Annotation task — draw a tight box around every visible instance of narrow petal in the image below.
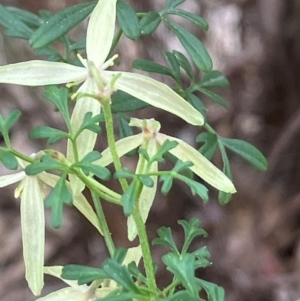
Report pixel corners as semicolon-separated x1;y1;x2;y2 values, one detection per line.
35;287;87;301
44;266;88;290
0;61;87;86
95;133;143;167
21;176;45;296
157;133;236;193
0;171;25;187
123;245;143;266
39;173;102;234
128;138;158;241
67;78;101;195
87;0;117;67
73;193;103;235
102;71;204;126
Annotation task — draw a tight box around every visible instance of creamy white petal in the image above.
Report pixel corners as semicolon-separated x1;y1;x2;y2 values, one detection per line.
156;133;236;193
123;245;143;266
73;193;103;235
67;78;101;195
21;176;45;296
95;134;143;167
44;266;88;290
87;0;117;68
35;287;87;301
0;61;87;86
0;171;25;187
102;71;204;126
128;138;158;241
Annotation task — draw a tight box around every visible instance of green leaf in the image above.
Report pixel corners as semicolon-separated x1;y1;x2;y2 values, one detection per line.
132;59;174;77
79;163;111;181
217;143;232;205
138;175;154;187
6;6;43;28
116;1;140;40
25;155;63;175
197;87;227;107
152;226;179;254
180;178;208;202
102;258;141;294
81;151;102;163
114;168;135;179
118;115;134;139
162;253;199;297
97;292;142;301
5;109;21;131
36;47;62;62
30;126;68;144
160;174;174;195
0;151;18;170
185;93;207;119
151;139;178;164
193;247;211;269
178;218;207;254
113;248;128;264
138;149;150;162
164;51;181;81
30;2;97;48
62;264;106;285
165;9;209;30
197;132;218;160
199;70;229;88
140;11;161;35
69;37;86;51
219;138;268;171
196;279;225;301
111;90;149;113
166;20;212;72
173;50;194;79
158;290;203;301
165;0;186;10
45;176;72;228
0;4;33;39
127;262;147;284
77;112;102;135
43;85;70;123
173;160;194;173
121;179;139;216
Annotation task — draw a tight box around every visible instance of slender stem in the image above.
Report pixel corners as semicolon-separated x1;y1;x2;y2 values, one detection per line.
162;279;180;296
10;149;34;163
101;100;157;292
74;171;121;205
132;208;157;292
91;191;115;257
101;99;128;190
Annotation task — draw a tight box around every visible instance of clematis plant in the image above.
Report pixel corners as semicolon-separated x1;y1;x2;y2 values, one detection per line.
0;0;203;196
0;0;268;300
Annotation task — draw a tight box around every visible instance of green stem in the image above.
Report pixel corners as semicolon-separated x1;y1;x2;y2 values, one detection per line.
74;171;121;205
9;149;34;163
91;191;115;257
132;208;157;292
101;100;157;292
101;99;128;190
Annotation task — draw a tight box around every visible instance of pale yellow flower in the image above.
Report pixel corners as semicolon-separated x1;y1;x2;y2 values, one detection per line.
0;0;204;195
0;155;101;296
0;156;46;295
95;118;236;240
36;246;142;301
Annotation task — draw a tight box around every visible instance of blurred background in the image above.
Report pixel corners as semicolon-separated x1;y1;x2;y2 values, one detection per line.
1;0;300;300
